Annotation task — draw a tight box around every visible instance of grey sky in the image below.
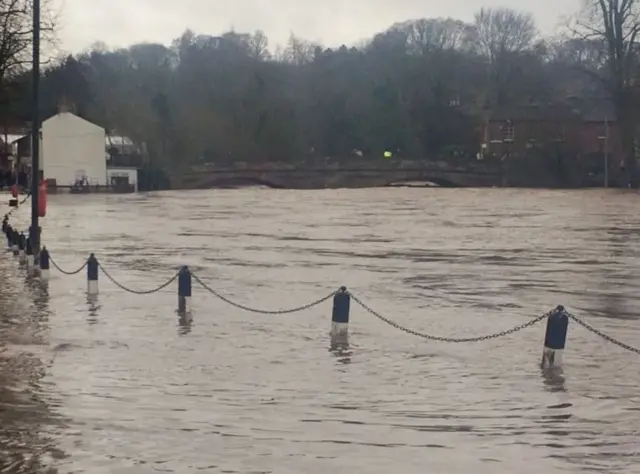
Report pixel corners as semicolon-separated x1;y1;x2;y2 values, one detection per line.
53;0;581;53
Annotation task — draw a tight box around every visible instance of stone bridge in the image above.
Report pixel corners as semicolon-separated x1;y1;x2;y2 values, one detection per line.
173;160;503;189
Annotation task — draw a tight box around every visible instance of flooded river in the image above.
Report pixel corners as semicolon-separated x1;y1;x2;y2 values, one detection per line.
1;188;640;473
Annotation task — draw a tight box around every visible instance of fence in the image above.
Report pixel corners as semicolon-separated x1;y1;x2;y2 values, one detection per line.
3;202;640;371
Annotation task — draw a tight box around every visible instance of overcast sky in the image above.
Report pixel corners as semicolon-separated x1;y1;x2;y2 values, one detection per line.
52;0;581;53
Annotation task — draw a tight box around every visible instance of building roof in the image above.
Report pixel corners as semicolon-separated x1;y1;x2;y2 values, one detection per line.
106;135;135;146
490;104;580;122
569;98;617;122
489;98;617;123
43;111;104;131
107;165;139;170
6;134;25;144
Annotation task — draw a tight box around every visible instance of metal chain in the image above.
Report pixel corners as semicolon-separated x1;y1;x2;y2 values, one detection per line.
98;263;179;294
193;273;338;314
3;193;31;219
49;255;87;275
567;312;640;355
349;291;551;342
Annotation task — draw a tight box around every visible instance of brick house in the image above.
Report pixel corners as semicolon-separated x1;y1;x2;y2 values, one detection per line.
482;100;621;171
0;120;30;168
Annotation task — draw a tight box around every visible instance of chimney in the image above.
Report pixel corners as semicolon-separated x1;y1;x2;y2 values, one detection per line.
57;96;73;114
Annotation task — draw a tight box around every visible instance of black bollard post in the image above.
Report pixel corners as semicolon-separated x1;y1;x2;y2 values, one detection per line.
87;253;99;295
25;236;34;271
11;229;19;255
4;224;11;251
18;232;26;263
28;225;42;258
178;266;192;313
541;305;569;369
39;246;50;280
331;286;350;337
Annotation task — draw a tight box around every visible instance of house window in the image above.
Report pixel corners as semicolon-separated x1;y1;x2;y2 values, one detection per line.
110;175;130;187
503;121;514;142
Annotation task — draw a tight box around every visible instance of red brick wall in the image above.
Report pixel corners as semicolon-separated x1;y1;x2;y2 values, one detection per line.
578;122;623;165
484;120;579;156
483;119;622;163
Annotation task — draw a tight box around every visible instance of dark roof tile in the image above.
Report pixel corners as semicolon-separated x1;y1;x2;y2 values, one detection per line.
490;104;579;122
489;98;617;123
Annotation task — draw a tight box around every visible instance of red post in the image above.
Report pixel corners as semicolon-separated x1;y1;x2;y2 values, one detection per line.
37;179;47;217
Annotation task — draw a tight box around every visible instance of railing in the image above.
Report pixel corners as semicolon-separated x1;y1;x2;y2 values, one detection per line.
3;205;640;371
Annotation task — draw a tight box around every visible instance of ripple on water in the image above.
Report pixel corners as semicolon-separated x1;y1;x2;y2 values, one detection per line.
1;188;640;473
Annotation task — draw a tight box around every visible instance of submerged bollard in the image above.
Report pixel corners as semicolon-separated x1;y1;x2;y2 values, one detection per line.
178;266;192;313
11;229;19;255
541;305;569;369
18;233;26;263
4;224;11;250
331;286;350;337
39;247;50;280
87;254;99;295
2;218;8;248
25;237;34;270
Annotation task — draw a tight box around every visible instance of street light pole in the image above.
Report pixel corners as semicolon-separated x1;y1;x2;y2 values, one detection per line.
30;0;40;254
604;117;609;188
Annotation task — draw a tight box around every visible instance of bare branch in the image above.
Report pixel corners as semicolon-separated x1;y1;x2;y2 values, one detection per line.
0;0;58;81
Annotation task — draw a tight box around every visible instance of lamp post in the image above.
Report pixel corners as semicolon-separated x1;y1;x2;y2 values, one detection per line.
598;117;609;188
604;118;609;188
30;0;40;254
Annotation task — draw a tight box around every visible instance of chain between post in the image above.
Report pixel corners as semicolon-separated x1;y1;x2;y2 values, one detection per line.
49;255;87;275
3;193;31;219
193;273;338;314
99;263;179;294
566;312;640;354
349;291;550;342
4;233;640;354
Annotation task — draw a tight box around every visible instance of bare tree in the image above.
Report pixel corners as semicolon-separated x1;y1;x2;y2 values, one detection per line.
544;37;608;98
387;18;470;55
0;0;56;81
570;0;640;186
548;37;607;68
280;34;317;65
247;30;270;60
473;8;537;58
471;7;538;105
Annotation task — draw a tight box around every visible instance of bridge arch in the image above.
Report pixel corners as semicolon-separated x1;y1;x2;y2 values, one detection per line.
386;176;460;188
196;176;285;189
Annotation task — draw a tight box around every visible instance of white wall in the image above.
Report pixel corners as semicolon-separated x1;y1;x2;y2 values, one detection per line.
107;168;138;192
42;112;106;186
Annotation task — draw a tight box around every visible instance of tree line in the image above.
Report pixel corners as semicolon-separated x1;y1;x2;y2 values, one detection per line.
1;0;639;184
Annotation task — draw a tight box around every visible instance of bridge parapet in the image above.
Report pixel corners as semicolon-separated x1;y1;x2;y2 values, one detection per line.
189;159;499;173
174;160;503;189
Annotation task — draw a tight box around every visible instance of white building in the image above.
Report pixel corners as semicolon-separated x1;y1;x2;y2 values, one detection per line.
40;112;106;186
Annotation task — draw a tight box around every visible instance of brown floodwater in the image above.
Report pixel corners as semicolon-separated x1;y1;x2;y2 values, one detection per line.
1;187;640;473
